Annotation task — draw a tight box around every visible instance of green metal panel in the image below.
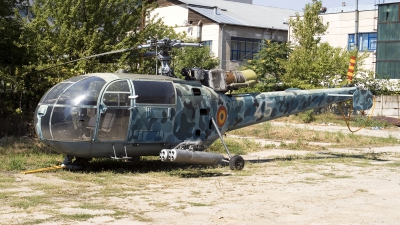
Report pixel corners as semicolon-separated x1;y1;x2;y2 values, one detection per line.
378;4;399;22
377;22;400;41
376;3;400;79
376;61;400;79
377;42;400;61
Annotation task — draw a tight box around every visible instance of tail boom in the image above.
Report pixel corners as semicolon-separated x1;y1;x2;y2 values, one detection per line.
226;87;373;131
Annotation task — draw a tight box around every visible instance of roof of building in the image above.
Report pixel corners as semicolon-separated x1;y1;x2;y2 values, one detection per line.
177;0;299;30
325;4;377;14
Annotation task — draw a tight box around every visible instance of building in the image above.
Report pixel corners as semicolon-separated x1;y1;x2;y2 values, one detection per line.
223;0;253;4
376;2;400;79
297;4;379;74
151;0;298;70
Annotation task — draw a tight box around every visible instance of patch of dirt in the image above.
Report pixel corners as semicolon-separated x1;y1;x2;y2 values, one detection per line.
1;124;400;224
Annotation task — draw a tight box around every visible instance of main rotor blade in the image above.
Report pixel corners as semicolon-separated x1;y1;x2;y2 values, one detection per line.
36;47;136;72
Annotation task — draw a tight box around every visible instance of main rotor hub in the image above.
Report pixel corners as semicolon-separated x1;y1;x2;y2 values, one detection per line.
138;38;203;77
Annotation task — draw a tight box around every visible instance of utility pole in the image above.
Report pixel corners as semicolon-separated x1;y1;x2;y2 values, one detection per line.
355;0;359;48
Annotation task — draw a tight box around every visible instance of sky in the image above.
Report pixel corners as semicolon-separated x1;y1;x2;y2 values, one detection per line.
252;0;400;11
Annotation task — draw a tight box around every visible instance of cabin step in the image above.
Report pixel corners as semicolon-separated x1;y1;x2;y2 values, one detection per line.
110;145;132;160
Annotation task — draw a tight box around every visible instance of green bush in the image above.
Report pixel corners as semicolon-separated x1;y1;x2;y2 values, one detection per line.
300;110;315;123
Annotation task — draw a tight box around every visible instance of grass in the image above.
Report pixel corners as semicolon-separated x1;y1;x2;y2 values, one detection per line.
0;137;62;172
188;202;212;207
59;213;94;221
0;175;16;188
206;137;261;155
229;121;400;150
276;111;395;129
9;195;51;209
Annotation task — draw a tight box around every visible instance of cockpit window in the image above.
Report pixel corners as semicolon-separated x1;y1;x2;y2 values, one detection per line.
41;83;72;104
103;80;131;107
57;77;106;106
106;80;130;92
132;80;175;104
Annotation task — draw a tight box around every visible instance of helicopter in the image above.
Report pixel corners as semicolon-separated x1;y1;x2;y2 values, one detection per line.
33;38;374;171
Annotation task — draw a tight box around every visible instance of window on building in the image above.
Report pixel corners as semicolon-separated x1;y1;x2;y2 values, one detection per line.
203;40;212;48
230;37;261;61
202;40;212;54
348;33;377;51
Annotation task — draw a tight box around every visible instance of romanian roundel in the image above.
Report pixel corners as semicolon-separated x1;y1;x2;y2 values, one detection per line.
216;105;227;127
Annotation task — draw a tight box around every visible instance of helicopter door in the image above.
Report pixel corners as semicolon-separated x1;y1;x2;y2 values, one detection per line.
97;80;131;141
128;80;176;143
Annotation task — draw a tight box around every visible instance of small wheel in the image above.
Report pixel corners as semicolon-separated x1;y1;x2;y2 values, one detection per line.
72;158;90;169
229;155;245;170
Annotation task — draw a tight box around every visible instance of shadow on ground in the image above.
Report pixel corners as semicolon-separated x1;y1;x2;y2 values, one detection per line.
79;158;231;178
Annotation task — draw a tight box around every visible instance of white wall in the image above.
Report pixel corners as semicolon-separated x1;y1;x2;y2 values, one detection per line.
173;24;220;56
151;4;189;27
321;10;377;72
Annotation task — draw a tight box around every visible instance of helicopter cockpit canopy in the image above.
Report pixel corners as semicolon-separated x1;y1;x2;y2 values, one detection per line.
36;75;108;141
39;76;106;106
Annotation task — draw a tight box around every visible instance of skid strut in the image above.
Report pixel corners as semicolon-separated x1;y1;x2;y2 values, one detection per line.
210;117;232;159
210;117;245;170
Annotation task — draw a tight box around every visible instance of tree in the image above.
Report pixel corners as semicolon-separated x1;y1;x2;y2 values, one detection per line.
0;0;31;76
0;0;36;118
172;38;219;78
1;0;182;119
281;0;369;89
29;0;153;74
241;40;291;92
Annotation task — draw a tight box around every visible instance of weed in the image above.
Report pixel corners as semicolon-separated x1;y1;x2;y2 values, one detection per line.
188;202;211;207
191;191;201;195
59;213;94;221
264;143;276;149
207;137;260;155
132;212;153;222
321;172;352;179
150;202;170;208
386;161;400;167
79;202;109;211
299;110;315;123
10;195;50;209
0;175;15;188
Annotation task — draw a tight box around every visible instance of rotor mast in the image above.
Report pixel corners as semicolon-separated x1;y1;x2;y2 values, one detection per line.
137;38;203;77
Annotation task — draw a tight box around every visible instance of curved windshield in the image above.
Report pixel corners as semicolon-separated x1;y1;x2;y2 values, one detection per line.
39;76;90;104
40;83;72;104
57;76;106;106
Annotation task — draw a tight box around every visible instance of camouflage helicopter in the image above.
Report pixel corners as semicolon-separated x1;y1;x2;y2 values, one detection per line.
33;38;374;171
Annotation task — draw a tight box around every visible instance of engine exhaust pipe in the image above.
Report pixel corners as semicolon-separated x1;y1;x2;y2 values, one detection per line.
160;149;225;165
